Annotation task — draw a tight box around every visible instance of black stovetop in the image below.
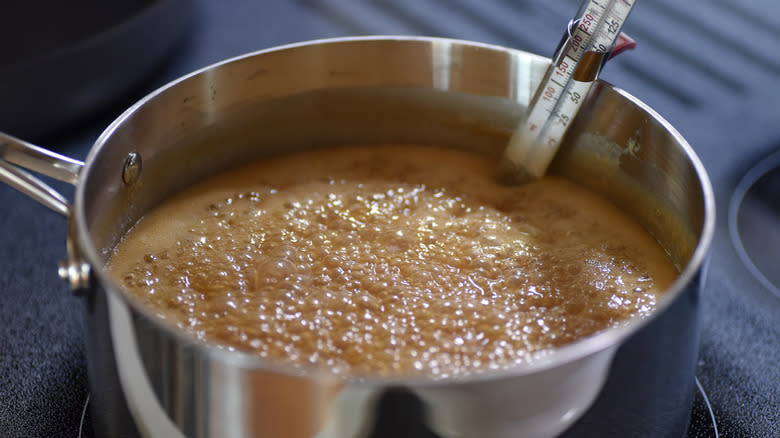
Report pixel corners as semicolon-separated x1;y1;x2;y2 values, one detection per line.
1;1;778;437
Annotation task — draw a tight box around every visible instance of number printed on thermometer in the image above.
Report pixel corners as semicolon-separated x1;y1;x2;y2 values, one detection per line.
505;0;636;179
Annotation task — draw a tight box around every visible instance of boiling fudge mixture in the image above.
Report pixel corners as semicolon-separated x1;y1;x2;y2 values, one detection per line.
108;145;676;376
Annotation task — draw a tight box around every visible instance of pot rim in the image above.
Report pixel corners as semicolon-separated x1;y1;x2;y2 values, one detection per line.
74;35;716;385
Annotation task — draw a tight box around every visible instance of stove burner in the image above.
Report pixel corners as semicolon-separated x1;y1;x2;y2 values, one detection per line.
78;394;90;438
729;149;780;298
687;377;720;438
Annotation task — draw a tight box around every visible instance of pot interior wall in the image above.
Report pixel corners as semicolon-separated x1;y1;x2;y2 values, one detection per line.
83;86;702;273
78;40;705;280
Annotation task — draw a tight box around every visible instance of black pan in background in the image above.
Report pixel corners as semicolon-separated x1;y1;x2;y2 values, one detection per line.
0;0;194;141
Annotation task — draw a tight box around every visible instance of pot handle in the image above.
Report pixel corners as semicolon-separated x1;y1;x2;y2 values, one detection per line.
0;132;84;216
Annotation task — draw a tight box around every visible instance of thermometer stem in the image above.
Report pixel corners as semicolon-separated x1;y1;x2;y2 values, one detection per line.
504;0;636;181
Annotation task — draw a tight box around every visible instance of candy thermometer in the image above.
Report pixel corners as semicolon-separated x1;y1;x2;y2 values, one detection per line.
504;0;637;182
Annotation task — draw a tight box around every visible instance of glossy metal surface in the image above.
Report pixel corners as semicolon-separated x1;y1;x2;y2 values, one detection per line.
1;37;715;437
0;132;82;215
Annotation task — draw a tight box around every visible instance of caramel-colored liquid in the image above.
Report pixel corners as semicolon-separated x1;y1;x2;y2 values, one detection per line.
108;145;676;377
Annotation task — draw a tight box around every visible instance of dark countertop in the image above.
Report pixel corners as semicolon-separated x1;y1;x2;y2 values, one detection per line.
1;1;778;437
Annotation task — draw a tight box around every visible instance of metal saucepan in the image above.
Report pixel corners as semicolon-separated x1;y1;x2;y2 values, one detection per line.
0;37;714;438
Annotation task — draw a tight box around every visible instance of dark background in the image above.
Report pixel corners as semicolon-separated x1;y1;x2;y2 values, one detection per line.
1;0;778;437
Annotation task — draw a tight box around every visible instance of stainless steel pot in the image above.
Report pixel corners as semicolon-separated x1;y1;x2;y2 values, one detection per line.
0;37;714;438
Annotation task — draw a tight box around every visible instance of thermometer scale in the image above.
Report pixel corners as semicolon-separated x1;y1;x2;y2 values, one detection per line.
505;0;637;181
